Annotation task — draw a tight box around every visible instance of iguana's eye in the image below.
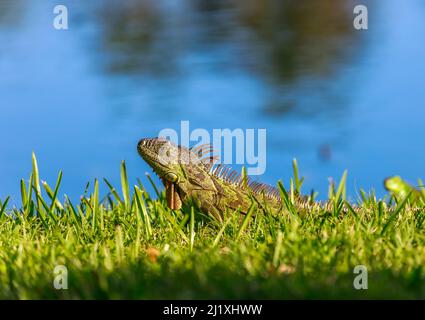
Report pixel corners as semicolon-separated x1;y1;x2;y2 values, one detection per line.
164;172;178;182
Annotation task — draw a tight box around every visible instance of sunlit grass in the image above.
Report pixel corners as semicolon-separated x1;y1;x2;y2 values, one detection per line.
0;154;424;299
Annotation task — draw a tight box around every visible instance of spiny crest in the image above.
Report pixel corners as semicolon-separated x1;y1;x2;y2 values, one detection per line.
189;143;280;200
249;180;281;200
189;143;219;167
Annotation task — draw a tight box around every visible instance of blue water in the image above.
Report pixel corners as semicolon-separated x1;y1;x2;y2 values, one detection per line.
1;0;424;204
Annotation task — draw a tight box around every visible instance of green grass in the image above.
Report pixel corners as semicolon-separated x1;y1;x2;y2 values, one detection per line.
0;154;424;299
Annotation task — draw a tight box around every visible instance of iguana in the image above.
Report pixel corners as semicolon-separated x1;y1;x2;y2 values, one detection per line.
137;137;284;221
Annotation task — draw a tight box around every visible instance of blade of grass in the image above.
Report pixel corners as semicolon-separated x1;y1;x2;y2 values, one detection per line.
381;191;412;235
103;178;124;207
236;204;255;239
333;171;348;216
145;173;160;198
344;200;358;221
190;206;195;251
65;195;82;226
120;161;130;210
25;174;34;216
92;179;99;231
20;179;28;211
0;196;10;219
33;185;55;224
292;158;304;193
290;178;295;203
45;171;63;212
134;186;152;239
32;152;43;215
212;212;234;248
277;181;299;221
241;166;248;188
335;170;348;203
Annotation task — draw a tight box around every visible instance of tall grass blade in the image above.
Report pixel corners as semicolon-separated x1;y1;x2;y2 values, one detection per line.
20;179;28;211
241;166;248;188
381;191;412;235
65;195;82;226
32;152;43;214
292;158;304;193
103;178;123;206
237;204;255;239
145;173;160;198
190;206;195;251
277;181;298;220
45;171;63;212
335;170;348;203
212;213;234;248
120;161;130;210
92;179;99;231
0;196;10;219
33;185;56;223
134;186;152;239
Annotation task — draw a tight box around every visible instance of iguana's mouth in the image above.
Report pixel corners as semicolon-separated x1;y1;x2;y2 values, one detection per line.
162;179;182;210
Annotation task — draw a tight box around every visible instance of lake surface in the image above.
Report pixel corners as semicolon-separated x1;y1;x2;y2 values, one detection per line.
1;0;424;203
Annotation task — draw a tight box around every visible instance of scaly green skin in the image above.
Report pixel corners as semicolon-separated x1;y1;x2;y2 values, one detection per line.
137;138;283;221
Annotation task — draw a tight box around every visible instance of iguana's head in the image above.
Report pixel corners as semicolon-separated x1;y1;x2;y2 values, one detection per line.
137;137;216;209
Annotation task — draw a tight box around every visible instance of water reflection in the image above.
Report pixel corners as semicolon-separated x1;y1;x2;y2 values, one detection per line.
234;0;358;80
0;0;25;29
97;1;171;75
93;0;363;118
